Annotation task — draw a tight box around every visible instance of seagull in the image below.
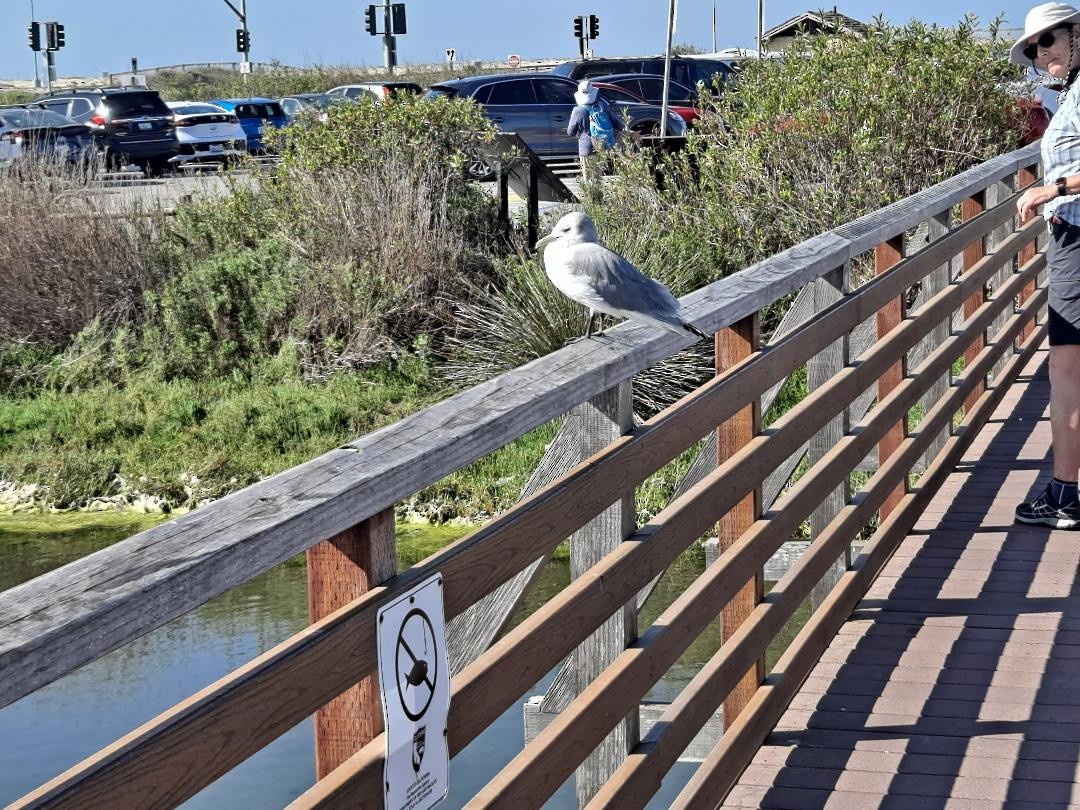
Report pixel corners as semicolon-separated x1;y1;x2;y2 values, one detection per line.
535;212;710;341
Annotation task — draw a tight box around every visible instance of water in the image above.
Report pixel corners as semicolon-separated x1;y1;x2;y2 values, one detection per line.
0;514;804;807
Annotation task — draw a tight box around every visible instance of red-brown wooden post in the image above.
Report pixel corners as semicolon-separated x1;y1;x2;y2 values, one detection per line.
307;508;397;779
1017;166;1040;343
876;236;906;519
715;313;762;726
961;191;987;413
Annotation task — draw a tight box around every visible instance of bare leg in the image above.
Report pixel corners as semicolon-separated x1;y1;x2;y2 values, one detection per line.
1050;344;1080;481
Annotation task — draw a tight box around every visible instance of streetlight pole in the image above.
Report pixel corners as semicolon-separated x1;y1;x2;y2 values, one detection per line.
660;0;676;137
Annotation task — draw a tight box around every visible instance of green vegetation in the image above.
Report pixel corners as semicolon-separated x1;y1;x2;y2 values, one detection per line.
0;20;1030;522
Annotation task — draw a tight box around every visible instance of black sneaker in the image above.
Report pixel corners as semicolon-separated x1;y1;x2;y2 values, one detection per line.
1015;485;1080;529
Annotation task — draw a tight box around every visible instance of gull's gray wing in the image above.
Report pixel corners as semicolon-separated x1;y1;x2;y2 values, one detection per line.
564;242;680;317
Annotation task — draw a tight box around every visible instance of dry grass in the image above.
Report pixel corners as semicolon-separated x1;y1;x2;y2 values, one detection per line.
0;159;161;347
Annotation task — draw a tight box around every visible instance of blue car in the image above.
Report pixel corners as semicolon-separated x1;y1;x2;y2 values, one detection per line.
207;97;286;153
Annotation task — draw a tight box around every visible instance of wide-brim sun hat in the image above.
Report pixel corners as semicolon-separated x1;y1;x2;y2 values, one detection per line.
1010;2;1080;64
574;80;598;105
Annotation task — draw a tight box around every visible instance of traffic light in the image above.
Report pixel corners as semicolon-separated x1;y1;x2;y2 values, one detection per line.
364;4;378;36
45;21;64;51
573;15;583;39
27;22;40;52
390;3;406;35
588;14;599;39
235;28;250;53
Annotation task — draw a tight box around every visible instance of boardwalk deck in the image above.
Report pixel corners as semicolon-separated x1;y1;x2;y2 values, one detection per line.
721;345;1080;809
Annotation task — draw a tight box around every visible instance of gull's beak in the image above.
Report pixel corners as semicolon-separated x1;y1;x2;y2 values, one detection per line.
535;233;556;250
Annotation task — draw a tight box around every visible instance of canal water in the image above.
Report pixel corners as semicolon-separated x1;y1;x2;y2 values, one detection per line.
0;514;804;808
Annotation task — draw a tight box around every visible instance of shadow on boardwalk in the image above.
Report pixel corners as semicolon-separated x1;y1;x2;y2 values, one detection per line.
723;350;1080;809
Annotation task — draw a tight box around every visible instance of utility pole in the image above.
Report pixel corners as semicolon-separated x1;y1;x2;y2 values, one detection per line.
660;0;676;136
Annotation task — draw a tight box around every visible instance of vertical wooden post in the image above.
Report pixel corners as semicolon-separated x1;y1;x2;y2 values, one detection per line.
876;236;906;520
1017;165;1039;344
961;191;986;413
569;381;637;807
715;313;762;726
527;160;540;249
497;168;510;229
307;508;397;780
920;210;954;471
808;266;851;612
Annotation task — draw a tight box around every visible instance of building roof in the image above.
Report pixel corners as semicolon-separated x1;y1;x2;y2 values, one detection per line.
763;9;870;41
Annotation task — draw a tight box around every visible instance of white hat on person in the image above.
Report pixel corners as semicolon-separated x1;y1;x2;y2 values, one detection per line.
574;80;598;105
1010;2;1080;63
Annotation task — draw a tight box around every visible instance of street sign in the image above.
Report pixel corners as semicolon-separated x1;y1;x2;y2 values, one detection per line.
378;573;450;810
507;54;521;69
445;48;456;62
238;61;252;74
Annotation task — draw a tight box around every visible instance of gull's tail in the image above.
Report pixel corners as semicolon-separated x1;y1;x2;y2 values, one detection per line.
683;321;711;341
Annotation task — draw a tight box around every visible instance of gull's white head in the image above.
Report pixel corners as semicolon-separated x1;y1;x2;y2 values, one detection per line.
535;211;599;250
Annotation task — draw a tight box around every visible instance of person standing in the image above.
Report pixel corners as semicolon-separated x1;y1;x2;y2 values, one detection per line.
1013;2;1080;527
567;80;624;172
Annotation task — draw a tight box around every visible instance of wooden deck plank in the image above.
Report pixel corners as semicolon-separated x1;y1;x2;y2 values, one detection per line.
721;347;1080;808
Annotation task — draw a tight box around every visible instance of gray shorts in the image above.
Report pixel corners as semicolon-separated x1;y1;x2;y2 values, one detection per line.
1048;217;1080;345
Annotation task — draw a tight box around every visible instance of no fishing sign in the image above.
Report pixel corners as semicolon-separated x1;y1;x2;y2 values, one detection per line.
377;573;450;810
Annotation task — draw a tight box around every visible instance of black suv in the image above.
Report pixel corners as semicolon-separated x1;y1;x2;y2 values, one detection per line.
30;87;178;173
551;56;735;94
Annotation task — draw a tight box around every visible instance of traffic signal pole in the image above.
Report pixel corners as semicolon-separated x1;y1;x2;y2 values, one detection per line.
222;0;250;80
29;0;40;88
383;2;394;73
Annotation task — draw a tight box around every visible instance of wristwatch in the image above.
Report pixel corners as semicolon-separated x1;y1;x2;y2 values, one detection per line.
1057;177;1069;197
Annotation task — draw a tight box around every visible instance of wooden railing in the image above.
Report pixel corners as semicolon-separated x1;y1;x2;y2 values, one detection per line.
0;141;1048;809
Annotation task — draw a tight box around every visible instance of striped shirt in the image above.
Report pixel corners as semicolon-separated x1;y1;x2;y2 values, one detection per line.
1043;83;1080;222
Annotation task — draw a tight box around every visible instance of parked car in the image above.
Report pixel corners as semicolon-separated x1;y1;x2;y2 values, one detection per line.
278;93;351;119
428;73;684;155
551;56;735;95
165;102;248;166
588;82;693;134
0;106;95;168
207;98;287;153
326;82;423;102
592;74;701;125
29;86;177;173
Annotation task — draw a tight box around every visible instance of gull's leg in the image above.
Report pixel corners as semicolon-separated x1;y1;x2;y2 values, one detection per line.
584;308;595;339
594;313;606;336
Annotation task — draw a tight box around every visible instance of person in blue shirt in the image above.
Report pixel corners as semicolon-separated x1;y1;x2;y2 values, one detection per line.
567;80;624;171
1013;2;1080;528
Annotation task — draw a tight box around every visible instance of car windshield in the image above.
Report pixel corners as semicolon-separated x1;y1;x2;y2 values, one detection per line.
596;86;642;104
298;95;334;109
0;108;74;127
107;92;171;117
173;104;228;115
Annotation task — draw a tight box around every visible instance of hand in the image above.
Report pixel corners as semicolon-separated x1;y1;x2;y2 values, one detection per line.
1017;185;1058;221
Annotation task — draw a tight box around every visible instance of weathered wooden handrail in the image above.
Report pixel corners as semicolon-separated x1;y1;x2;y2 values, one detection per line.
3;142;1047;809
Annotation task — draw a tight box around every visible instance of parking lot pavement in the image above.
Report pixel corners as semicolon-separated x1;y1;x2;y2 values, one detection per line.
75;170;258;216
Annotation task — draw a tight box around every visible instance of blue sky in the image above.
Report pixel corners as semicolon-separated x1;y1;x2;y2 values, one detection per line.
0;2;1034;80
